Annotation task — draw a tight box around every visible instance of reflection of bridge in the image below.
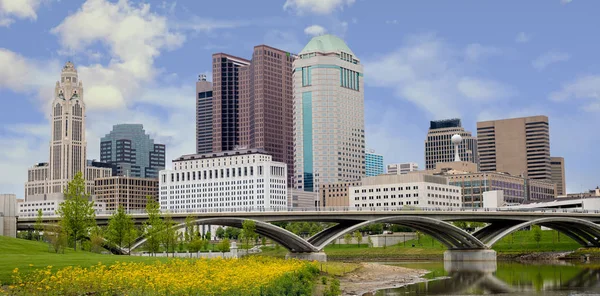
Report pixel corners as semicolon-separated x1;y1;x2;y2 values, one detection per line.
17;207;600;260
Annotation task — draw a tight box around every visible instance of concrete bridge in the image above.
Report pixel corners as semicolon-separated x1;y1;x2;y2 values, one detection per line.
17;207;600;261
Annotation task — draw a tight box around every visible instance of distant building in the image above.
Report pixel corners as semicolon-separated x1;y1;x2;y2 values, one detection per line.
94;176;159;212
366;151;384;176
196;74;213;154
563;187;600;198
159;149;287;211
17;200;107;217
425;119;478;170
477;115;551;181
100;124;166;179
551;156;566;196
387;163;419;175
319;180;362;208
287;189;319;208
294;34;365;192
349;174;462;209
0;194;17;237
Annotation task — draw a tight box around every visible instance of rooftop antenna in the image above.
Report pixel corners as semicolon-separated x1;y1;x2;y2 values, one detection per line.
451;134;463;162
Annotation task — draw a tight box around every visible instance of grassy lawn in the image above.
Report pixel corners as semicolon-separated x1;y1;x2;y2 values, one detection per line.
0;236;169;285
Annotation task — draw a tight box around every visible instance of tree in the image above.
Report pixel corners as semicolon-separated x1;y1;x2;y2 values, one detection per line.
204;231;212;241
216;227;225;239
344;233;352;245
89;226;104;253
416;231;423;245
56;172;97;251
162;212;178;256
124;226;138;255
453;221;468;230
367;236;373;248
34;209;44;241
143;197;164;256
224;227;241;239
46;223;67;253
242;220;258;249
216;238;230;255
184;215;195;243
106;205;134;250
354;231;363;248
532;225;542;247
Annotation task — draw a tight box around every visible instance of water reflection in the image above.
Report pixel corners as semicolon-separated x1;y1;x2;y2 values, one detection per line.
373;261;600;296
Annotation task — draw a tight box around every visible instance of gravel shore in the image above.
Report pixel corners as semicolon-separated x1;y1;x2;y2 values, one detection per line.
339;263;429;296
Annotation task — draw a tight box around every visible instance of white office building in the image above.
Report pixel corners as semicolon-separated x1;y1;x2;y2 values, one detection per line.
17;200;107;217
350;173;462;209
387;163;419;175
159;149;288;211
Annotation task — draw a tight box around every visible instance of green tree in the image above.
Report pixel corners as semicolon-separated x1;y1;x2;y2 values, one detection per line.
532;225;542;247
416;231;423;245
354;231;363;248
453;221;468;230
89;226;104;253
34;209;44;241
124;225;138;255
106;205;134;250
143;196;164;256
46;223;67;253
242;220;258;249
184;215;195;242
216;226;225;239
367;236;373;247
344;233;352;245
224;227;241;239
56;172;96;251
162;212;178;256
205;231;212;241
216;238;231;255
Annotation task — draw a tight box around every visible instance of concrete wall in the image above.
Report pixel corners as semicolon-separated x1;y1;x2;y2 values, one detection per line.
0;194;17;237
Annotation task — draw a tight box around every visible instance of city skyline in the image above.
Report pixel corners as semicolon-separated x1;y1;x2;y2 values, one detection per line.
1;0;599;198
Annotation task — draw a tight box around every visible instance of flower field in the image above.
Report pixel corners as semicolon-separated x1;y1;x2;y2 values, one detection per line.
6;257;319;295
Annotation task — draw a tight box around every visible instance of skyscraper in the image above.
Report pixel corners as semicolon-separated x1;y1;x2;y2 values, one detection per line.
477;115;551;181
387;162;419;175
196;74;213;154
425;119;478;170
293;34;365;192
239;45;296;186
365;150;384;176
25;62;112;202
212;53;251;152
551;156;566;195
100;124;165;179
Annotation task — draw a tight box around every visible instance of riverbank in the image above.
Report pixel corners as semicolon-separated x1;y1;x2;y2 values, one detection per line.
338;263;429;296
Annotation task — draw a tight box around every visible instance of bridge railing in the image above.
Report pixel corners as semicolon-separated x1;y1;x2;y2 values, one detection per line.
15;206;600;218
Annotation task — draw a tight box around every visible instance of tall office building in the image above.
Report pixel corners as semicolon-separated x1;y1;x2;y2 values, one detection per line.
387;162;419;175
551;156;566;196
25;62;112;202
365;150;384;176
100;124;166;179
212;53;251;152
239;45;296;186
293;34;365;192
425;119;478;170
477;115;551;181
196;74;213;154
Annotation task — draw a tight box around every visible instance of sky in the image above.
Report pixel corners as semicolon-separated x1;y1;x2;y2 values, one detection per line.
0;0;599;198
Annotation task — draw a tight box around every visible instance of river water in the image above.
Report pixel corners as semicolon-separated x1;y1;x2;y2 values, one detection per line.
373;261;600;296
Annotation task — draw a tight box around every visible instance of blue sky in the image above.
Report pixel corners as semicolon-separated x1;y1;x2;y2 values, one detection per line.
0;0;598;198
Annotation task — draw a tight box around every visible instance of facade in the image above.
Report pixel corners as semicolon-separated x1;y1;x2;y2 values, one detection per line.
0;194;17;237
100;124;165;179
94;176;159;212
159;149;287;211
365;151;384;177
387;162;419;175
24;62;112;202
293;34;365;192
287;189;319;208
319;180;362;208
551;156;566;196
196;74;214;154
349;174;462;209
477;115;551;181
425;119;478;170
212;53;251;152
17;200;107;217
239;45;296;186
564;187;600;198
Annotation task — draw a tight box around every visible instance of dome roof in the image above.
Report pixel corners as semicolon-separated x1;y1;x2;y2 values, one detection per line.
299;34;355;56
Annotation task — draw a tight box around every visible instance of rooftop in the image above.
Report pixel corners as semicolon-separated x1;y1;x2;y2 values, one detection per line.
299;34;355;56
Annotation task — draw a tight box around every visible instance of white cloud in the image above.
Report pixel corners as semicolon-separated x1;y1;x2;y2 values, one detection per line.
549;75;600;111
0;0;43;26
283;0;355;15
464;43;502;62
363;33;513;118
532;51;570;71
264;30;303;53
175;16;247;32
515;32;530;43
304;25;326;36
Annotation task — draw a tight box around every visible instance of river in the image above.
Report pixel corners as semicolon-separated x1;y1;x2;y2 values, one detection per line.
371;261;600;296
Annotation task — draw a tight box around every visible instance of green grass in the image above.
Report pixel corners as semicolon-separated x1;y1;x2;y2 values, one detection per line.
0;236;169;285
493;229;580;254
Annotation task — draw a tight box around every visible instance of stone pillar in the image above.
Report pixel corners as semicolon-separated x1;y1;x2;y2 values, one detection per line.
0;194;17;238
286;252;327;262
444;249;497;263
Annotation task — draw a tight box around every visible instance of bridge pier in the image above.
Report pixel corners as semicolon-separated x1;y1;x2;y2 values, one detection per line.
444;249;496;263
285;252;327;262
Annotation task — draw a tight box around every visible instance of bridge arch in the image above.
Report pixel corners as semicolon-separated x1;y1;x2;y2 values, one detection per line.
310;216;487;250
130;218;318;253
484;217;600;248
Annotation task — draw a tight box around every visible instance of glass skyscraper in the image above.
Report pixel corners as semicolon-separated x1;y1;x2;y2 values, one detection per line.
365;151;384;176
100;124;165;179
